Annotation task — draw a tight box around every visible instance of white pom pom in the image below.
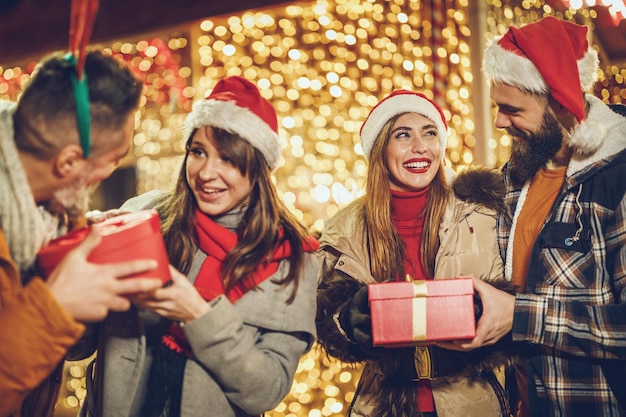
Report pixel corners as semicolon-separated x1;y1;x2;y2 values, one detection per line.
568;118;606;155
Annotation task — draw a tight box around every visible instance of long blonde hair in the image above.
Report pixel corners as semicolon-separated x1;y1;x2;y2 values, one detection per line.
359;113;450;281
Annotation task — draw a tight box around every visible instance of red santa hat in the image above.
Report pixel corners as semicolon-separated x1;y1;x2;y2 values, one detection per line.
183;76;281;169
483;16;601;153
359;90;448;159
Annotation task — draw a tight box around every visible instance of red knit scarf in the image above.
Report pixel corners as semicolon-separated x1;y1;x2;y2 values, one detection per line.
162;210;319;354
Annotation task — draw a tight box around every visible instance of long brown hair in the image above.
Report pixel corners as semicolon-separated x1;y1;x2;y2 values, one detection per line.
359;113;450;281
156;127;311;302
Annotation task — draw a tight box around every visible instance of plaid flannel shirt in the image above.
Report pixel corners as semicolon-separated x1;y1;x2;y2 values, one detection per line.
497;109;626;416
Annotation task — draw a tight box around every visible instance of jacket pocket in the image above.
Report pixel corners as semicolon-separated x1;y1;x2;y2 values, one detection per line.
540;221;591;253
538;222;595;288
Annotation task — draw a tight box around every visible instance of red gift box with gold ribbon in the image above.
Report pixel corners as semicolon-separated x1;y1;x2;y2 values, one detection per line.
368;278;476;347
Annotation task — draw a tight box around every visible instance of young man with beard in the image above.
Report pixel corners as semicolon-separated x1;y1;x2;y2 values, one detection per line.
0;50;163;417
439;16;626;417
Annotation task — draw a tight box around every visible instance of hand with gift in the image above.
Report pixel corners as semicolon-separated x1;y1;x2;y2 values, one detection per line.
437;276;515;351
131;265;211;323
46;228;163;322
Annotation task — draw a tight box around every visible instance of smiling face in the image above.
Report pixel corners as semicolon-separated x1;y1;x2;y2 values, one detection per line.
384;112;441;192
490;82;565;184
185;126;252;217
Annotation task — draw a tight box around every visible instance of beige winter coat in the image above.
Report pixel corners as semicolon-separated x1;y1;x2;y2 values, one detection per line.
316;168;516;417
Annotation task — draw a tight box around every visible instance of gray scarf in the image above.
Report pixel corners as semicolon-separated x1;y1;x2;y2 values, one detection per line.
0;100;60;276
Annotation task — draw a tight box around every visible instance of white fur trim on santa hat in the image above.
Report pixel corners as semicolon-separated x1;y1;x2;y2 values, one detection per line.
577;49;600;92
183;99;282;169
568;117;606;155
565;94;613;158
483;38;548;94
483;37;599;94
360;94;448;159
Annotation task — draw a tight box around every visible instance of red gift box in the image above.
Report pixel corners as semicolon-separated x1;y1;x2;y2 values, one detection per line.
37;210;171;284
368;278;476;347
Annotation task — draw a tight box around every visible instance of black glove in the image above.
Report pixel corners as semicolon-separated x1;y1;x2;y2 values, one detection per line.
474;293;483;321
338;285;373;347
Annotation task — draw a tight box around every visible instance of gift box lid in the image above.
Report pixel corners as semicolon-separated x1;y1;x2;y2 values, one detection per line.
368;278;474;302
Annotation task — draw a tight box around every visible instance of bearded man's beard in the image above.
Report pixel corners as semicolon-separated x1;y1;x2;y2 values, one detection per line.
49;178;98;218
508;111;564;185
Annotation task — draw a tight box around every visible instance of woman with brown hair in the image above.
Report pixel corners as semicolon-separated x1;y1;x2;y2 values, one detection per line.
74;76;320;417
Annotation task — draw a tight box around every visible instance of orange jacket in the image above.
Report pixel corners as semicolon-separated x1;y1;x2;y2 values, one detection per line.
0;228;84;417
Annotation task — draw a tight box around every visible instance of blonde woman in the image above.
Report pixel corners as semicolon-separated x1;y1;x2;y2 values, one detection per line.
316;90;517;417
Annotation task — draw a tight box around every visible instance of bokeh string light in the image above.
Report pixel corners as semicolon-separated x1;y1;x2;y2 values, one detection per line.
191;0;477;233
0;1;622;416
563;0;625;25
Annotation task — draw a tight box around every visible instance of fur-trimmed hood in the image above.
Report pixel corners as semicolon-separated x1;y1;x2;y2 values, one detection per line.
567;94;626;177
452;166;506;215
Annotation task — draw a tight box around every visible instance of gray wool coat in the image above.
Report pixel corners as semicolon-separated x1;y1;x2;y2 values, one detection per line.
72;192;320;417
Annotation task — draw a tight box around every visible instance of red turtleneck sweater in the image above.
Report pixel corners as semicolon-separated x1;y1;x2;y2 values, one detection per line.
390;188;434;412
